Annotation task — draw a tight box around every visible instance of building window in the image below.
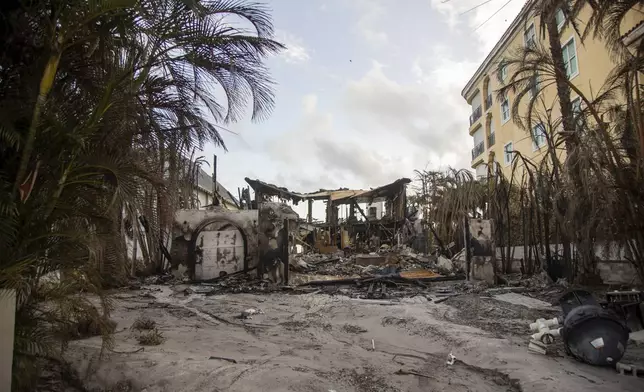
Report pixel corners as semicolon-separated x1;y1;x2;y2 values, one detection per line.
498;60;508;82
528;73;540;98
524;23;536;47
532;123;547;150
501;93;510;123
503;142;514;165
555;8;565;31
562;37;578;78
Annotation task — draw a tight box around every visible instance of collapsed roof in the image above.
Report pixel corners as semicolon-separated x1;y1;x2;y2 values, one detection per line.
244;177;411;205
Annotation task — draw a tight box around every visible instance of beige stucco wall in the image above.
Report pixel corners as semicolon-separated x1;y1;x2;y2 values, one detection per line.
0;289;16;391
466;4;643;180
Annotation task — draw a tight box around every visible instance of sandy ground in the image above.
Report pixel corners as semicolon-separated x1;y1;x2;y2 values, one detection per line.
66;285;644;392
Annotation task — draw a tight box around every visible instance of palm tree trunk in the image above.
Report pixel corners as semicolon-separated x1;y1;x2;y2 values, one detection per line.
546;15;597;282
545;17;576;150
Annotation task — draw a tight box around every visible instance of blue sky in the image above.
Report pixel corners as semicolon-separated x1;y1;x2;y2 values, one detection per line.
201;0;526;218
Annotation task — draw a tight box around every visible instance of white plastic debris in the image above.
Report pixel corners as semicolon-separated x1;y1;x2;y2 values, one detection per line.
446;352;455;365
371;339;375;351
241;308;263;319
590;337;605;349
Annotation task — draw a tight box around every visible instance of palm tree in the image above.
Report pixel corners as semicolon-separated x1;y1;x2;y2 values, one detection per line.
0;1;283;388
494;0;644;283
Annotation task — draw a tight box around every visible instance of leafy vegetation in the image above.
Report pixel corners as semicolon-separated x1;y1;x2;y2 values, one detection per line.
131;316;156;331
0;0;282;389
136;328;165;346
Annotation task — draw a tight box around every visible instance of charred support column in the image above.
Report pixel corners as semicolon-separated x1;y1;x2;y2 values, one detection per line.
464;216;472;280
307;199;313;223
212;154;220;206
257;193;264;279
282;218;289;285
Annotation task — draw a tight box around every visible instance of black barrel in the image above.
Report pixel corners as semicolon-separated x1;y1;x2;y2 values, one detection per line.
559;291;630;366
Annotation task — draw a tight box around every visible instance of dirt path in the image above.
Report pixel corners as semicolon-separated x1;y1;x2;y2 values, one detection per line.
67;286;643;392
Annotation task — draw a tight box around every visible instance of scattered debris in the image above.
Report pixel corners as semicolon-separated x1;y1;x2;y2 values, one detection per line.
240;308;263;319
616;362;643;377
394;368;437;380
528;317;561;355
446;352;455;365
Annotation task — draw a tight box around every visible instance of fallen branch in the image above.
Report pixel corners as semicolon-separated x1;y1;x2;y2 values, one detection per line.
108;347;144;354
395;368;437;380
209;356;238;363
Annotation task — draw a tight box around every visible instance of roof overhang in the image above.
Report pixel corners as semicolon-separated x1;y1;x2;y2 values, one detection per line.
461;0;535;100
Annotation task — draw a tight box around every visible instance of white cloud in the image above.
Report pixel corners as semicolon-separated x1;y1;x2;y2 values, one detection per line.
429;0;527;55
264;48;477;193
353;0;389;47
276;30;311;64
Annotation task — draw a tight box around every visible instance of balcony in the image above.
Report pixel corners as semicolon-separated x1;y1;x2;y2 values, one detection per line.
487;132;495;147
469;105;482;126
485;94;493;110
471;141;485;160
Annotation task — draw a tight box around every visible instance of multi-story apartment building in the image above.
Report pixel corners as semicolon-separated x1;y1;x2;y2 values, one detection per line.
462;1;643;179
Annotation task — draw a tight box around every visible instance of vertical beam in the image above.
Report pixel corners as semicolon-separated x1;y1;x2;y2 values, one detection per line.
325;197;331;224
464;216;472;281
307;199;313;223
282;219;289;285
212;154;219;206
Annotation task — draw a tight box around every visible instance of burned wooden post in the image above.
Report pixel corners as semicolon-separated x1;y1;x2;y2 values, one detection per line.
212;154;220;206
307;199;313;223
282;218;289;285
464;216;472;281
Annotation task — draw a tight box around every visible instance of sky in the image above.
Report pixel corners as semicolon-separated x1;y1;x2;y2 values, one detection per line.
201;0;526;219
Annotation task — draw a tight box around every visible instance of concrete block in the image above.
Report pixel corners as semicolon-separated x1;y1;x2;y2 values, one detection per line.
629;330;644;346
493;293;555;310
470;256;495;284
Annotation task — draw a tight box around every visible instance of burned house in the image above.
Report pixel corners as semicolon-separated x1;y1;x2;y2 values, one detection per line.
244;177;414;253
169;174;414;282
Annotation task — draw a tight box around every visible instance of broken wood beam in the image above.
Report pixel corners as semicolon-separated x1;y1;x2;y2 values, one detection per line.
298;274;465;287
353;200;370;223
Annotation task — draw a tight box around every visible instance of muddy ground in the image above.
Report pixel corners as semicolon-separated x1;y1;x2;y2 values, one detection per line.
66;284;644;392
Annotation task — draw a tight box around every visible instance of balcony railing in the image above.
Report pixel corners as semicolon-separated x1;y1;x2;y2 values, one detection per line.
485;94;493;110
469;105;482;126
471;141;485;160
487;132;495;147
